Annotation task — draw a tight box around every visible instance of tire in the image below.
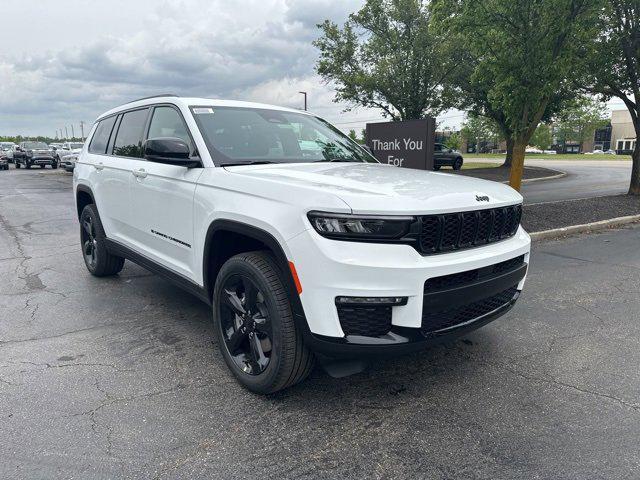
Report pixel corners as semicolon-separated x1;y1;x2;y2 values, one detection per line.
453;157;463;170
79;204;125;276
433;165;441;171
52;162;58;170
40;164;45;169
15;161;20;169
213;251;314;394
25;161;31;169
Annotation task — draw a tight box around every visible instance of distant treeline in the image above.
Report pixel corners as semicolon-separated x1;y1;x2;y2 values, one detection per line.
0;135;84;144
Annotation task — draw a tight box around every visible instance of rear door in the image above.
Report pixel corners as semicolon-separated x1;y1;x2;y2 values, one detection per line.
90;108;150;245
127;104;203;279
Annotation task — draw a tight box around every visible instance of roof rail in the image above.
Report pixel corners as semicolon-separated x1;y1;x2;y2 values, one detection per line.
125;93;179;104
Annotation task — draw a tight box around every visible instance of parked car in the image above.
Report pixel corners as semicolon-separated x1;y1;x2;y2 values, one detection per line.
54;142;84;162
15;141;58;169
542;149;557;155
6;144;26;164
0;151;8;170
433;143;464;170
604;149;617;155
74;95;530;394
60;152;78;172
525;147;543;154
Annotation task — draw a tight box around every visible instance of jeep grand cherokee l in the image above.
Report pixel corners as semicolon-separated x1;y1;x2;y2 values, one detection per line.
73;95;530;394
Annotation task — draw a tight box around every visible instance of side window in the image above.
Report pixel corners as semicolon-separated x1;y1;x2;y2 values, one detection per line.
112;109;149;158
88;116;117;154
147;106;193;153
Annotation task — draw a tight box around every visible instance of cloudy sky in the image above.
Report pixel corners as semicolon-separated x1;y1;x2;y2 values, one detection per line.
0;0;400;137
0;0;626;138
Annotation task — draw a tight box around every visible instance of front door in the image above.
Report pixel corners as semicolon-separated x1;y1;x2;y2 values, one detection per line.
128;105;203;279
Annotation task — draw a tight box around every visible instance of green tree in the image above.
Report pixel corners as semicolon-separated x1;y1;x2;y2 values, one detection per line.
433;0;599;190
530;124;553;151
314;0;458;121
460;114;501;153
553;97;608;152
444;132;462;151
584;0;640;194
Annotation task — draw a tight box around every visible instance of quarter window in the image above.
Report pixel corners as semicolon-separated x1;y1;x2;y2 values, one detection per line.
112;109;149;158
148;107;193;153
89;116;117;154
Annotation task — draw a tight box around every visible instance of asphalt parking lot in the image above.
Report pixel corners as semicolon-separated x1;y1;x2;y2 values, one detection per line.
1;168;639;479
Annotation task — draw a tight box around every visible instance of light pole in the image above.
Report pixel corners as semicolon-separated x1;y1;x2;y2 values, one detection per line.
80;121;85;140
71;125;75;139
65;126;68;139
299;91;307;111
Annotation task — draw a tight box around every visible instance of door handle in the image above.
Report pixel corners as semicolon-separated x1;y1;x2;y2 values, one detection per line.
94;162;104;171
132;168;147;179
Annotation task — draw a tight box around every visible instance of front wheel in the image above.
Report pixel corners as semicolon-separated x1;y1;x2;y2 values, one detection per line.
213;251;314;394
453;157;463;170
79;204;125;276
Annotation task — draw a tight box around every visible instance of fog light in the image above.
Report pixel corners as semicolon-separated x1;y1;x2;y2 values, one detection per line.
335;296;407;306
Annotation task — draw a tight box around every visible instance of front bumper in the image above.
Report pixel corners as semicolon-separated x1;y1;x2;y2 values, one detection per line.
286;226;530;355
27;156;55;164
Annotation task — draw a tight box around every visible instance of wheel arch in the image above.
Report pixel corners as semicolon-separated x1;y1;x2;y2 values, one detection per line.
75;184;95;221
203;220;308;327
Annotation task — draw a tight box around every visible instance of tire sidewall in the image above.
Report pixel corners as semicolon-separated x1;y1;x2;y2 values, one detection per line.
213;256;289;393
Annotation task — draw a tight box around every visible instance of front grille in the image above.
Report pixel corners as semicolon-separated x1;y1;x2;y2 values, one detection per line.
418;205;522;255
424;255;525;292
421;286;518;335
337;305;392;337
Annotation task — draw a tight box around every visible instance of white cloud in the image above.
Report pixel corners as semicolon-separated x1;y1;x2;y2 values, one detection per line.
0;0;379;136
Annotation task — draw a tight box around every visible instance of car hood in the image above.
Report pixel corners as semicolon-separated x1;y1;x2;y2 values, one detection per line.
224;163;522;214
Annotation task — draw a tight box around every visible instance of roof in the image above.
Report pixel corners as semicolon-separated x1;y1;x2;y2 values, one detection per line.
96;95;310;121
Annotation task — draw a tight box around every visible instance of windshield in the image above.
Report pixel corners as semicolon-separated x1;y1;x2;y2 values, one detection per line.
24;142;48;149
190;106;377;166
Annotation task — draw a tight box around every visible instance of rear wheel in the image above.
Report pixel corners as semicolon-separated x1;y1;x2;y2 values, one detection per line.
80;204;125;276
213;251;314;394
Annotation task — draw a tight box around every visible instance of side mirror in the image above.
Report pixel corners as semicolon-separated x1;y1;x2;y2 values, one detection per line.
143;137;200;167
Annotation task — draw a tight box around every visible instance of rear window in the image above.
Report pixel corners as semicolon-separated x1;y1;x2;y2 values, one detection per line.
112;109;149;158
89;116;117;154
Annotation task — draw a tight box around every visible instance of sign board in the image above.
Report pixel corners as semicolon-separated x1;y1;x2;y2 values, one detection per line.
366;118;435;170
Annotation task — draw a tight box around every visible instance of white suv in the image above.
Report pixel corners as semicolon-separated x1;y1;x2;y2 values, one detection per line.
74;95;530;393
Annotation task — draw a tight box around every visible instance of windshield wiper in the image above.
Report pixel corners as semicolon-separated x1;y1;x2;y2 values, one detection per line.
221;160;277;167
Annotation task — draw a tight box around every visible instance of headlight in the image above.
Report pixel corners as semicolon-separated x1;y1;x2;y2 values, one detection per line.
307;211;414;240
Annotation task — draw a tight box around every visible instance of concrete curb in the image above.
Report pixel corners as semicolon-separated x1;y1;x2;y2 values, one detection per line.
530;214;640;241
498;169;567;185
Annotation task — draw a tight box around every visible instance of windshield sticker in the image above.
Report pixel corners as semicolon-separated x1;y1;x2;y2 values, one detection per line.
193;107;215;114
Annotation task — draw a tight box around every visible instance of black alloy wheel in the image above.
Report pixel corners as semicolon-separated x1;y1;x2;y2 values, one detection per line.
213;251;315;394
81;215;98;270
79;204;125;276
219;274;272;375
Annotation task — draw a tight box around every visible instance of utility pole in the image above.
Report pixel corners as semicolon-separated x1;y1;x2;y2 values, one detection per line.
299;91;307;111
80;121;85;140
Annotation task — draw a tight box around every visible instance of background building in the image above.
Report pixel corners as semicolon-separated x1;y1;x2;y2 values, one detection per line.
611;109;636;154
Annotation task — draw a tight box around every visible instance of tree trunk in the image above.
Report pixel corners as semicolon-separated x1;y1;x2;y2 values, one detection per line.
502;137;514;168
509;139;527;191
629;143;640;195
